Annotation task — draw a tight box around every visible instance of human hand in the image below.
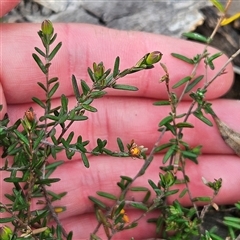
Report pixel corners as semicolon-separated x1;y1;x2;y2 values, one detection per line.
1;2;240;239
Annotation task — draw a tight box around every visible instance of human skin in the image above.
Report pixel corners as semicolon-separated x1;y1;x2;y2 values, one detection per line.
1;2;240;239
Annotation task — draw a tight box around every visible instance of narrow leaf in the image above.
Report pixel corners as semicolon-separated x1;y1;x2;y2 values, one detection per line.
81;79;90;95
48;77;58;84
32;97;46;108
112;84;138;91
69;115;88;121
97;191;118;200
172;76;192;89
13;130;29;146
153;100;170;106
182;32;209;43
131;202;148;211
159;115;173;127
130;186;149;191
36;178;60;184
162;145;177;164
88;196;107;209
48;42;62;61
0;217;15;223
82;104;97;112
193;111;213;126
81;152;89;168
90;90;107;98
48;82;59;98
37;82;47;92
32;53;47;74
88;67;96;82
171;53;194;64
117;137;124;152
154;143;172;153
179;188;188;198
192;196;211;202
185;75;204;93
61;94;68;113
120;175;133;182
34;47;46;57
72;75;81;100
175;122;194;128
113;56;120;78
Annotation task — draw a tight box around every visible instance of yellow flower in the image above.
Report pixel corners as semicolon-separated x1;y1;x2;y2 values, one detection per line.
221;12;240;25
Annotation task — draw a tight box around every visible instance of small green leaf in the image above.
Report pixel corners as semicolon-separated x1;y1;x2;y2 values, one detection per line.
153;100;170;106
81;152;89;168
185;75;204;93
175;122;194;128
164;189;179;197
113;56;120;78
82;104;97;112
179;188;188;198
32;97;46;108
181;150;198;160
172;76;192;89
32;53;47;74
120;175;133;182
208;52;223;62
171;53;194;64
67;231;73;240
182;32;209;43
224;216;240;224
13;130;29;146
48;42;62;61
0;217;15;223
37;82;47;92
36;178;60;184
112;84;138;91
88;196;107;209
193;111;213;126
130;186;149;192
117;137;124;152
159;115;173;127
33;130;45;150
72;75;81;100
48;77;58;84
192;196;211;202
131;202;148;211
97;191;118;200
88;67;96;82
114;201;125;217
48;82;59;98
148;179;159;190
45;161;64;170
90;90;107;98
34;47;46;57
69;115;88;121
154;143;173;153
81;79;90;95
162;145;177;164
49;33;57;45
61;94;68;113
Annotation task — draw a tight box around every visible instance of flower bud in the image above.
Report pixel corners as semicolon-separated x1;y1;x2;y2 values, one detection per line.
145;51;162;65
160;171;176;188
0;226;13;240
93;62;105;79
41;20;54;35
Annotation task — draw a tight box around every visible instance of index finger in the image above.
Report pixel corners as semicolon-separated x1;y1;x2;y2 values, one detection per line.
1;23;234;104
